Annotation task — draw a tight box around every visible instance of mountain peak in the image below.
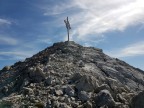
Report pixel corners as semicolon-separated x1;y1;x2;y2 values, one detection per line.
0;41;144;108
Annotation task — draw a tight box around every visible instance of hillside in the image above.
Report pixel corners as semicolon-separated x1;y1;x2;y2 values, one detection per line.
0;41;144;108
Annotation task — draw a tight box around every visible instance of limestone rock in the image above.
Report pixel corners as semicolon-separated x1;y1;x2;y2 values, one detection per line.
75;74;99;92
45;77;54;86
64;85;75;97
95;89;115;107
78;91;90;102
28;67;45;83
84;101;93;108
71;72;83;83
55;90;63;96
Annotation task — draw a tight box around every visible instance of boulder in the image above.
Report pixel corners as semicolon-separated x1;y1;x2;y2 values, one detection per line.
95;84;110;93
116;94;126;103
78;91;91;102
130;90;144;108
45;77;55;86
22;87;34;95
59;103;71;108
75;75;99;92
71;73;83;82
64;85;75;97
84;101;93;108
1;86;8;95
2;66;11;71
55;90;63;96
95;89;115;107
28;67;45;83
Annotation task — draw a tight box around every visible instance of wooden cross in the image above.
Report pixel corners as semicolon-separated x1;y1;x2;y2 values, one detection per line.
64;17;71;42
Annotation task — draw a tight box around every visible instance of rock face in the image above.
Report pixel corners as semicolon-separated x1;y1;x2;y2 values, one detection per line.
0;41;144;108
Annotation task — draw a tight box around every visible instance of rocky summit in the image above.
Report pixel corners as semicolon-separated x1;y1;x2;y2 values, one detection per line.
0;41;144;108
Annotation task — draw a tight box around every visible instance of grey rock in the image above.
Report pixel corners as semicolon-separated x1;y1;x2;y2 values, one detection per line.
55;90;63;96
95;89;115;107
78;91;90;102
64;85;75;97
52;100;60;107
76;75;99;92
59;103;71;108
78;60;85;67
2;66;11;71
130;90;144;108
71;102;79;107
115;102;129;108
95;84;110;93
28;66;45;83
116;94;126;103
71;73;83;82
64;97;71;103
84;101;93;108
22;87;34;95
1;86;8;95
45;77;54;86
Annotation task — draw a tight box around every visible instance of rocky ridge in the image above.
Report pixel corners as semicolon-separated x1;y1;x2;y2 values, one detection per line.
0;41;144;108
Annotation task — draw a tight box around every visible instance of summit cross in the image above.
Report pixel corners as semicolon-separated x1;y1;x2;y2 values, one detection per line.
64;17;71;42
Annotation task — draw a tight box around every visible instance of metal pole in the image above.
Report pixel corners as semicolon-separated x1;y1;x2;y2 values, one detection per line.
67;28;69;42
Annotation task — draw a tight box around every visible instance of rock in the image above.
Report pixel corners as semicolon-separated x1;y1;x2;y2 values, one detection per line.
64;97;71;103
49;87;56;95
95;89;115;107
35;102;45;108
1;86;8;95
2;66;11;71
75;75;99;92
28;67;45;83
95;84;110;93
0;100;13;108
59;103;71;108
71;73;83;82
84;101;93;108
58;97;65;102
52;100;60;107
116;94;126;103
70;97;75;101
78;91;90;102
55;90;63;96
115;102;129;108
130;90;144;108
45;77;55;86
23;87;34;95
71;102;79;107
64;85;75;97
78;60;85;67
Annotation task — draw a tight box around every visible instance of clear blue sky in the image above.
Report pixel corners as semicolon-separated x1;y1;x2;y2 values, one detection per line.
0;0;144;70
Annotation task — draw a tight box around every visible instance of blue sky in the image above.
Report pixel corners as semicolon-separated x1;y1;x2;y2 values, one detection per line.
0;0;144;70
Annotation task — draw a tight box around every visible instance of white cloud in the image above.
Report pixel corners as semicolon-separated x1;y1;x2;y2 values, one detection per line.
0;51;30;57
106;41;144;57
43;0;144;40
0;36;18;45
0;18;11;25
73;0;144;37
0;50;36;60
